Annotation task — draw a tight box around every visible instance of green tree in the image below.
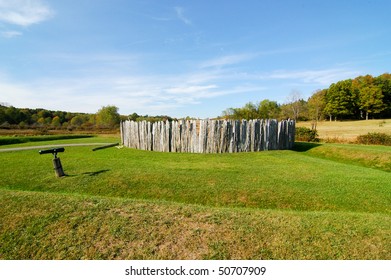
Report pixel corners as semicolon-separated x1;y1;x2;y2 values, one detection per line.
241;102;259;120
65;112;75;122
5;106;22;124
18;121;27;129
221;108;236;119
54;111;67;124
279;103;293;120
222;100;281;120
44;117;52;125
221;103;257;120
129;112;140;121
374;73;391;118
359;86;384;120
257;99;280;119
19;109;32;125
353;75;386;119
62;121;69;129
96;105;120;128
308;89;326;129
0;105;6;124
70;115;84;127
324;79;356;121
31;114;39;124
37;117;45;126
37;109;50;119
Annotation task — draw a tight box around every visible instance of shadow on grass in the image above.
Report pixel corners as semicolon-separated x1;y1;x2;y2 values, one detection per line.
292;142;322;152
82;169;111;176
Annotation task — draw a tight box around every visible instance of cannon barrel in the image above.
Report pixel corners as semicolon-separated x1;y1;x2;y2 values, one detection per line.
39;147;65;155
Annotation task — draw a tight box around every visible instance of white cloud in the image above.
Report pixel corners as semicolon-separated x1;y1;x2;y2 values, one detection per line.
165;85;218;95
0;79;37;106
0;0;54;27
257;68;361;86
1;30;22;37
174;7;192;25
200;53;257;69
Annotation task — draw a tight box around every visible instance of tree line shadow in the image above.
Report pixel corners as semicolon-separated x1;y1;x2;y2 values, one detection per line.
63;169;111;177
292;142;321;152
82;169;111;176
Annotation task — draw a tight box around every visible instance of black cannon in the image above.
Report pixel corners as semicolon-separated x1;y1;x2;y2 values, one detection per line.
39;147;65;177
39;147;65;158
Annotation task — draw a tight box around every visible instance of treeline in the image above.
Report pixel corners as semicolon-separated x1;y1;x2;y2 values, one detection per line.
0;104;178;131
127;112;176;123
0;105;121;130
222;73;391;124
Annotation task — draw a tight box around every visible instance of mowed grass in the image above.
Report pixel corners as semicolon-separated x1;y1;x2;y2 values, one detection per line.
0;137;390;259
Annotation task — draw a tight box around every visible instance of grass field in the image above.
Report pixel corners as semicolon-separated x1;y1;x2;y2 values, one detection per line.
297;119;391;141
0;136;390;259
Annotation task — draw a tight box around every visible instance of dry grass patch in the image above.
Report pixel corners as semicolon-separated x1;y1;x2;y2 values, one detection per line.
297;119;391;141
1;189;390;260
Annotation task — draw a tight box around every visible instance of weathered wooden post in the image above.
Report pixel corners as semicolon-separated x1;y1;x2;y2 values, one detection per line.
39;147;65;177
53;158;65;177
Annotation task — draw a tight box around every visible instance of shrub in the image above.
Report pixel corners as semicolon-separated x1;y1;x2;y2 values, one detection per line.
295;127;319;142
356;132;391;146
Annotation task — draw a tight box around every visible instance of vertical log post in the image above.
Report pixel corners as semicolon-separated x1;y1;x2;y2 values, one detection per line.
53;157;65;177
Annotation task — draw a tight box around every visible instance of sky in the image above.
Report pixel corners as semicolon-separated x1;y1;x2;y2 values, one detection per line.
0;0;390;118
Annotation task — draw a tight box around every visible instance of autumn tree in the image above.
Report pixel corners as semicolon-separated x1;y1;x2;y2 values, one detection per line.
51;116;61;128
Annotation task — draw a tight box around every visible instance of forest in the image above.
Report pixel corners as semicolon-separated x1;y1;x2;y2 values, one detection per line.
222;73;391;123
0;104;174;131
0;105;121;130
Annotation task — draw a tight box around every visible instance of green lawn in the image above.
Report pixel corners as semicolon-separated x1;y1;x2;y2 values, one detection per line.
0;137;390;259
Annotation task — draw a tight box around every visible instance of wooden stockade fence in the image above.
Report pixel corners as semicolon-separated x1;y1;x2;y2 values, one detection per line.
121;119;295;153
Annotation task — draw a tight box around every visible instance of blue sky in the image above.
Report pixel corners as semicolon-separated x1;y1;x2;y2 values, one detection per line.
1;0;390;118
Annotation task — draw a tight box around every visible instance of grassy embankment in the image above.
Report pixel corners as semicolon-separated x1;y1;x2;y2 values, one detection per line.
0;134;390;259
